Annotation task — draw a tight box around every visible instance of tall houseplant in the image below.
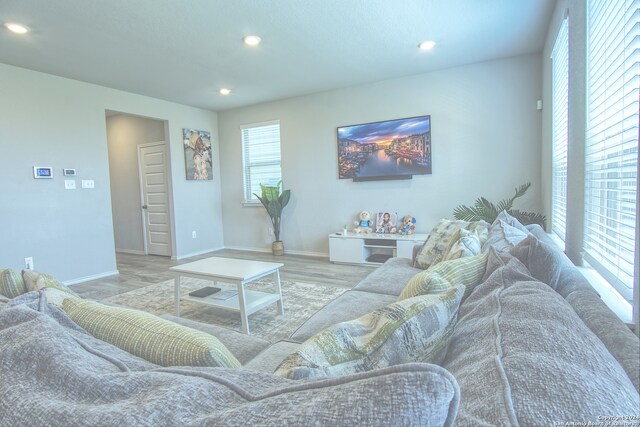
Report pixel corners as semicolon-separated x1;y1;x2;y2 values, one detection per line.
254;181;291;256
453;182;547;227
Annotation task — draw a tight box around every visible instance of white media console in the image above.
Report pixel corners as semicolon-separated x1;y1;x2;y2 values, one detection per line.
329;232;428;265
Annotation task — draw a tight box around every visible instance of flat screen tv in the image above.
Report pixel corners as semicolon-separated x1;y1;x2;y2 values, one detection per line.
337;115;431;181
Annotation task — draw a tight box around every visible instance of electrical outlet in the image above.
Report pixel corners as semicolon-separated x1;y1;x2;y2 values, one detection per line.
24;257;34;270
268;227;273;236
192;231;197;239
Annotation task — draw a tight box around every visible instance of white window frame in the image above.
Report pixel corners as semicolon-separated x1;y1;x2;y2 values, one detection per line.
240;120;282;205
584;0;639;306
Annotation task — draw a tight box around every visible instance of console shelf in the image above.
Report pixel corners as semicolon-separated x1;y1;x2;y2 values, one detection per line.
329;232;428;265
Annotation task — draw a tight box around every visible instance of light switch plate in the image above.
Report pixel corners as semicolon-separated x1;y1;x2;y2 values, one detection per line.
81;180;95;189
64;180;76;190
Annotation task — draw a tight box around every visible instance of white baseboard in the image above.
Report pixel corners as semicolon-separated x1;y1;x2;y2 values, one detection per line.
63;270;119;286
172;246;224;261
224;245;329;259
116;249;146;255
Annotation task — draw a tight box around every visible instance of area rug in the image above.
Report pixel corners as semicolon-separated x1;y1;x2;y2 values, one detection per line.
102;278;347;342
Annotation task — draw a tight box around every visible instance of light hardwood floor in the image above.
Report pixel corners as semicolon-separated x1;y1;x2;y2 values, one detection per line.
72;249;376;300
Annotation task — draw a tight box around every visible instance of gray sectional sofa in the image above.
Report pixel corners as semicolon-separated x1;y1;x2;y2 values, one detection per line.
1;224;639;426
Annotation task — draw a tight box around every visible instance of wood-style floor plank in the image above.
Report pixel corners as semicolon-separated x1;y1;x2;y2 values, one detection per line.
72;249;375;300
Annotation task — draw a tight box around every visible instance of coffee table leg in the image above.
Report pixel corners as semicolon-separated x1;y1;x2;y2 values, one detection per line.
174;275;181;316
275;269;284;315
237;283;250;335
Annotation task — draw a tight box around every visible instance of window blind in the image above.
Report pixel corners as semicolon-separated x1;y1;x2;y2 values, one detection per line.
551;17;570;241
584;0;639;303
241;121;282;202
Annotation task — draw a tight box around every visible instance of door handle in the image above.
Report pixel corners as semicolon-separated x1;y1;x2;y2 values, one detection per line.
142;205;148;209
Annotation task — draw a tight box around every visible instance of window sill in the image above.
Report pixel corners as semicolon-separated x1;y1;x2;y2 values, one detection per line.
242;201;262;207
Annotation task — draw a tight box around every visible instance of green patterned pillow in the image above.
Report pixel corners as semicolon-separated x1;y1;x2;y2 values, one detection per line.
22;270;79;297
414;219;470;269
399;252;488;302
0;269;27;298
62;299;241;368
275;286;465;379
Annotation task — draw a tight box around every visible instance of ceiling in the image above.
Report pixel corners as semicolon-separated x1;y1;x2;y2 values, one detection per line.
0;0;555;112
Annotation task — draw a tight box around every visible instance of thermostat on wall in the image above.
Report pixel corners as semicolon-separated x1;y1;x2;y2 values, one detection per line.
33;166;53;179
63;168;77;176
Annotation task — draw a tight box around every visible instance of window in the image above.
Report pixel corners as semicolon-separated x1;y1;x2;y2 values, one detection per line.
584;0;639;304
241;121;282;203
551;17;570;241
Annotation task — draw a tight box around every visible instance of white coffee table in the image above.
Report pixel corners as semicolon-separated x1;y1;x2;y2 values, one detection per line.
170;257;284;335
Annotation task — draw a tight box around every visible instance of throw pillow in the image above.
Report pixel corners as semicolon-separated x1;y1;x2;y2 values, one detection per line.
275;286;464;379
22;270;79;297
442;228;482;261
481;219;529;253
0;268;27;298
62;299;241;368
414;219;469;269
494;210;530;233
399;252;489;302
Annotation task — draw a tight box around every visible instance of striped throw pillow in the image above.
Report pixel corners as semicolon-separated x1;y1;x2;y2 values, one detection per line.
0;269;27;298
22;270;79;297
275;286;464;379
399;252;489;302
62;299;241;368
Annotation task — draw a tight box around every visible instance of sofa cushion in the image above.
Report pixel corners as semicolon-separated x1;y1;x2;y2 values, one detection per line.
509;235;594;298
22;269;79;297
275;286;464;379
398;252;488;302
352;257;421;296
0;269;27;298
566;290;640;392
414;219;469;269
63;299;241;368
481;219;529;253
243;341;301;373
160;314;270;366
1;301;461;427
289;290;397;343
443;251;640;425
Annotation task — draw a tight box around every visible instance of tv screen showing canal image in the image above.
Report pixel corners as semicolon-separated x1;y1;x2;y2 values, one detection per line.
337;115;431;180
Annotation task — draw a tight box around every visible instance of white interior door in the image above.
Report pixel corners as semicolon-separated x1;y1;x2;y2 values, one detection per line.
138;142;171;256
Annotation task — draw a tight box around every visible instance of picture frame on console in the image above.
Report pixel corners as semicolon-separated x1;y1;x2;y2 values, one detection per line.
336;115;432;181
376;212;398;234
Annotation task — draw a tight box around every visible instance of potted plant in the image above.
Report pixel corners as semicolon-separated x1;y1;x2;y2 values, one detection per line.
453;182;547;227
254;181;291;256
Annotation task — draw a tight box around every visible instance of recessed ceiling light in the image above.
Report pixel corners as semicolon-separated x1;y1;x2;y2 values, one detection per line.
219;88;231;96
418;40;436;51
243;35;262;47
5;22;29;34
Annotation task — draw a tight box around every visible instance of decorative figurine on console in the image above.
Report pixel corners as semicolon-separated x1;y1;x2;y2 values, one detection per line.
353;211;373;234
399;215;416;235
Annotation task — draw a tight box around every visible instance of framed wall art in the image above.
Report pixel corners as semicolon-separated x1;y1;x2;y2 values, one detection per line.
183;128;212;180
337;115;431;181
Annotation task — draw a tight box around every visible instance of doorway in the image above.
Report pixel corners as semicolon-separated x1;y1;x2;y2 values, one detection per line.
105;112;173;257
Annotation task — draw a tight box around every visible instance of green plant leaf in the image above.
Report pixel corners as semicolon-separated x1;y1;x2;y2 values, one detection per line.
508;209;547;228
279;189;291;208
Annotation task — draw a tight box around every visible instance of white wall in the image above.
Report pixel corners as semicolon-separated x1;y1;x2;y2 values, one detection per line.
218;53;543;256
106;114;166;254
0;63;224;283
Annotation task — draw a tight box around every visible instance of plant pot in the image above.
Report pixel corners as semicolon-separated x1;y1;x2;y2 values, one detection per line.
272;241;284;256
